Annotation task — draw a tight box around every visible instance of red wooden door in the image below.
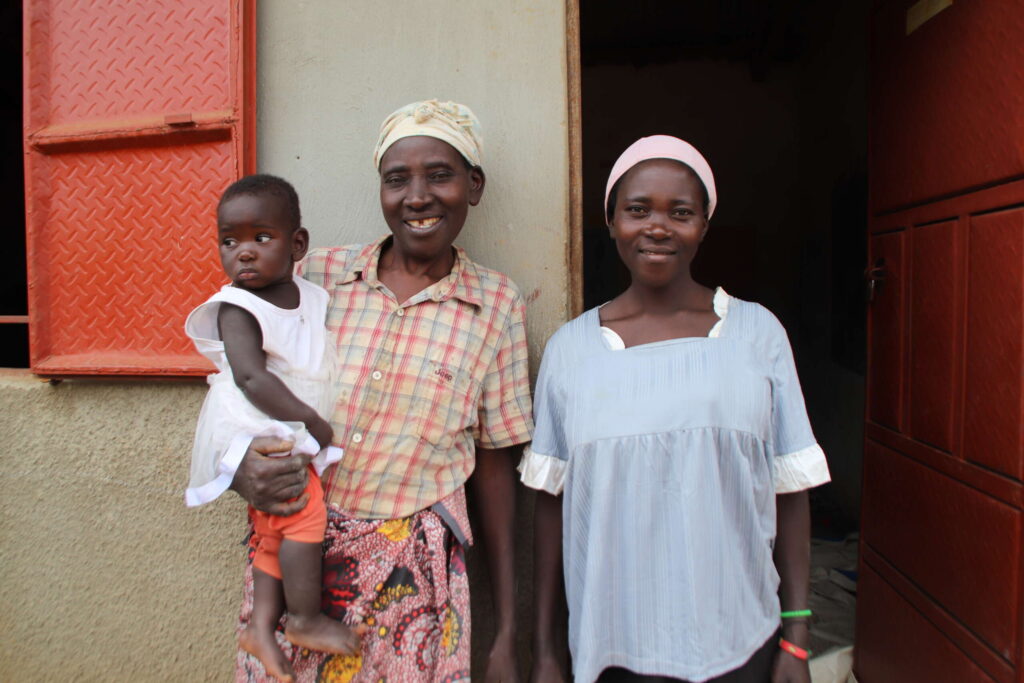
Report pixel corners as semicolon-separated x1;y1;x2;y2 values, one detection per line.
857;2;1024;681
23;0;255;376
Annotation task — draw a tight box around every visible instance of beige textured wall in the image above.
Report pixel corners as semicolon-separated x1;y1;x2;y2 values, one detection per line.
3;1;569;680
0;371;241;680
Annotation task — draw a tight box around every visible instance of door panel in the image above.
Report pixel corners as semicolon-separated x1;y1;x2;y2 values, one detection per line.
856;567;996;683
908;219;959;451
860;184;1024;680
867;231;905;430
860;3;1024;678
862;441;1021;661
869;0;1024;213
964;209;1024;479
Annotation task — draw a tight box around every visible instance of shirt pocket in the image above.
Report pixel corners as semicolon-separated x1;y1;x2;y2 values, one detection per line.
412;359;480;451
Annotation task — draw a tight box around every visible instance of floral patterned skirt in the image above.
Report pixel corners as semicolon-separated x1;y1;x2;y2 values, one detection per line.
235;502;471;682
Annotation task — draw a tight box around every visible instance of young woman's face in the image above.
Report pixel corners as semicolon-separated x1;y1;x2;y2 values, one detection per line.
217;193;307;290
378;135;484;264
609;159;708;289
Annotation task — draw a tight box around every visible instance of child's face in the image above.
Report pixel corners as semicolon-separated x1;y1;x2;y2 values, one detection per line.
609;159;708;289
217;193;307;290
378;135;484;264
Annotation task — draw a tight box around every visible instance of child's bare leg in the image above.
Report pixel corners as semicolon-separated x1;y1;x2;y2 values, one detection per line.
280;539;362;654
240;569;295;682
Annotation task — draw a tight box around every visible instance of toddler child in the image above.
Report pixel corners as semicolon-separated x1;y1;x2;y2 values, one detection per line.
185;174;360;682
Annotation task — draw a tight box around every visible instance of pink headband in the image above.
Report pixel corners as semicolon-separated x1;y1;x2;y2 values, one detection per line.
604;135;717;219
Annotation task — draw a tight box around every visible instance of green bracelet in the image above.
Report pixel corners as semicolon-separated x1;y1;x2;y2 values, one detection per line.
780;609;812;619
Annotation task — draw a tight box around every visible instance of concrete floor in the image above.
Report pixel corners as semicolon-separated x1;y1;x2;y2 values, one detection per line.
808;534;859;682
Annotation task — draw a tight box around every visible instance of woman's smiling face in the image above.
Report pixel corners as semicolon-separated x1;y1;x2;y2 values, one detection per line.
609;158;709;289
378;135;484;264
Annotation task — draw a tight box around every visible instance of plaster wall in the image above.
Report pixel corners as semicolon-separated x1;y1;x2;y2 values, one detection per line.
2;1;569;679
0;371;241;680
256;0;572;361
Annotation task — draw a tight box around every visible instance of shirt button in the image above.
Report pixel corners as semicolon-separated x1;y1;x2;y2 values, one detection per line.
371;370;382;381
351;433;363;443
395;308;405;317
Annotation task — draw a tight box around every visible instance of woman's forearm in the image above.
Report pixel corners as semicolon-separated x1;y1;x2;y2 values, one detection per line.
774;490;811;647
470;446;519;636
532;490;565;658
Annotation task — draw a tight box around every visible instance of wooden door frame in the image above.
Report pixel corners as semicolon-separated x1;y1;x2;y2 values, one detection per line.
566;0;583;317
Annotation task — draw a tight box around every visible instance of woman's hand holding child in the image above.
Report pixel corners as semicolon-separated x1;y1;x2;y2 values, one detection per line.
231;436;312;516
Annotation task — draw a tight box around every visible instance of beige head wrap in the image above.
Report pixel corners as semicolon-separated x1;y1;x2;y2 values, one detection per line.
373;99;483;169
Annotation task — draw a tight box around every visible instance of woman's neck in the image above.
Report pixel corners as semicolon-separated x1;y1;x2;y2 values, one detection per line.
620;276;710;315
379;242;455;280
600;277;719;345
377;241;456;304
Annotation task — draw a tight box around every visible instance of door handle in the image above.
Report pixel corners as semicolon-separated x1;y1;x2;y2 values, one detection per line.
865;258;887;303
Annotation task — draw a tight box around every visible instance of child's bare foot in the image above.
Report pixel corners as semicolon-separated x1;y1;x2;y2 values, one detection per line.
240;623;295;682
285;613;362;655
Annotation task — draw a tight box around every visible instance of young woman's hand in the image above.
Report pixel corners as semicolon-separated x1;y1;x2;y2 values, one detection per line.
529;653;566;683
230;436;312;515
771;649;811;683
483;631;519;683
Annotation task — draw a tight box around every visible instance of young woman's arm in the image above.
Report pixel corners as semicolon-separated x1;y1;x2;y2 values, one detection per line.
772;490;812;683
470;445;521;683
530;490;567;683
218;303;333;448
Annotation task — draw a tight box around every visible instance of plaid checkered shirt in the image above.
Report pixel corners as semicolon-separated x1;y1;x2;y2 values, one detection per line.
298;236;534;519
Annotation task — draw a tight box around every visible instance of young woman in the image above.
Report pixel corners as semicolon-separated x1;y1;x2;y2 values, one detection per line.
522;136;830;683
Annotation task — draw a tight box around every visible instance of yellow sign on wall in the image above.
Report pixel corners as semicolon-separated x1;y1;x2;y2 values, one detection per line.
907;0;953;35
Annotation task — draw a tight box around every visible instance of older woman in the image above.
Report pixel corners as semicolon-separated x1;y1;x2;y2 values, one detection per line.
522;136;830;683
231;100;533;682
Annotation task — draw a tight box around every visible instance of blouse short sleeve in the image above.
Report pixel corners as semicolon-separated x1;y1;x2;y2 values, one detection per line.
473;293;534;449
518;331;570;495
767;316;831;493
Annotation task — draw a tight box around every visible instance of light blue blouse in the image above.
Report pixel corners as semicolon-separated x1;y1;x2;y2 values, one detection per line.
520;291;828;682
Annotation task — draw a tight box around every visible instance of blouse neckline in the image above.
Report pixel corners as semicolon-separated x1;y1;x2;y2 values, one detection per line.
597;287;730;351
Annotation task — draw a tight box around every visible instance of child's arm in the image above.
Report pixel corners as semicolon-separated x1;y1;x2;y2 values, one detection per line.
218;303;333;449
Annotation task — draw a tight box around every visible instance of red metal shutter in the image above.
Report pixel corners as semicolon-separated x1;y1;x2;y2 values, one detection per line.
23;0;255;376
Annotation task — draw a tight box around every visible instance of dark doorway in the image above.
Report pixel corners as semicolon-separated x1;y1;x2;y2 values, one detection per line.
579;0;868;655
581;0;867;532
2;1;28;368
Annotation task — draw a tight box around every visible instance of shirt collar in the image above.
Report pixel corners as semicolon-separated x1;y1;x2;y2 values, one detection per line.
338;235;484;308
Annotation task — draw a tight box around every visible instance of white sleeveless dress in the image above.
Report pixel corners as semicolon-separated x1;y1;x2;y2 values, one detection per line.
184;277;342;507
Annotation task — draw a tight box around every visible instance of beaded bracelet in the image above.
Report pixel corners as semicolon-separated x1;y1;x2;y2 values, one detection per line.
780;609;812;619
778;638;811;661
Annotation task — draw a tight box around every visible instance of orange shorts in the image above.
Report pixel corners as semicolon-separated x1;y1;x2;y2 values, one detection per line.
249;467;327;580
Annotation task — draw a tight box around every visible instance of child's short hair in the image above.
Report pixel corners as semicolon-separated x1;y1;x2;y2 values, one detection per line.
218;174;301;232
